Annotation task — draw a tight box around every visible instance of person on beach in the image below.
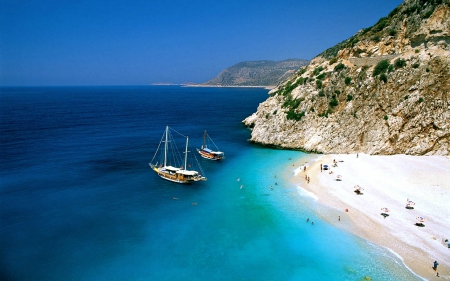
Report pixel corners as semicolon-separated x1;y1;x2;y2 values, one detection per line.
303;166;306;172
338;216;340;221
433;261;439;270
357;153;358;158
320;164;322;172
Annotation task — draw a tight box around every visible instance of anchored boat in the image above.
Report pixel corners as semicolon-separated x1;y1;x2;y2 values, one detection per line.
149;126;206;184
197;130;224;160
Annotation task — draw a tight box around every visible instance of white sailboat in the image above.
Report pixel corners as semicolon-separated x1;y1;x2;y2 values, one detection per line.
149;126;206;184
196;130;224;160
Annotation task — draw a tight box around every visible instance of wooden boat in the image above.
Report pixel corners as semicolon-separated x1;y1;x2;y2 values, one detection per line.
149;126;206;184
196;130;224;160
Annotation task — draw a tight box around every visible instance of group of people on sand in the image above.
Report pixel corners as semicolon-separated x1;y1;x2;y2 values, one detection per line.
305;174;310;183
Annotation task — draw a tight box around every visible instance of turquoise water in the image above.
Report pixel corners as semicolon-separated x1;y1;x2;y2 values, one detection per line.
0;86;420;280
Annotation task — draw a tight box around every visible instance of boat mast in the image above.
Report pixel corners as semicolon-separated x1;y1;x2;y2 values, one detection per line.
184;136;189;170
164;126;168;167
203;130;207;149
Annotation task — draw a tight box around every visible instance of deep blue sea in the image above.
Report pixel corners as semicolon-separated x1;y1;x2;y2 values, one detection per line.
1;86;421;281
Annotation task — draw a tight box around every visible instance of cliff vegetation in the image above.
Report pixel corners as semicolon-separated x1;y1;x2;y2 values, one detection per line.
244;0;450;155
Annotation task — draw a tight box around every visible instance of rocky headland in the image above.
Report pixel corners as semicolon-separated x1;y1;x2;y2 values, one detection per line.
202;59;309;87
244;0;450;155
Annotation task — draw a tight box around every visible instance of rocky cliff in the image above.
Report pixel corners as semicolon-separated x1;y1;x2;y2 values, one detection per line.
243;0;450;155
202;59;309;87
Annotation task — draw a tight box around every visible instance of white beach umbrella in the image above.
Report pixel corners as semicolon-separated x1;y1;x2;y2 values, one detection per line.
406;199;415;206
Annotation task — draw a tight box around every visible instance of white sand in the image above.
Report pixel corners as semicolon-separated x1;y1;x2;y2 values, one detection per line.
293;153;450;280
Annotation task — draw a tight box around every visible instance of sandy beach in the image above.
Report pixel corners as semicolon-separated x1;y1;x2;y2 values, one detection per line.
293;153;450;280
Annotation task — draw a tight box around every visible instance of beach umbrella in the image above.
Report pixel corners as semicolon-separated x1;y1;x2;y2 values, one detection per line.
381;207;390;218
337;175;342;179
406;199;415;206
416;216;425;223
353;185;364;195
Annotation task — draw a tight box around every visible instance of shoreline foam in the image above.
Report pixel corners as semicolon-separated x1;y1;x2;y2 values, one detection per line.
291;153;450;280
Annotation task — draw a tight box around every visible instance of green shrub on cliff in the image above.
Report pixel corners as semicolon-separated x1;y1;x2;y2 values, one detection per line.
297;67;307;76
279;76;307;96
313;66;324;76
334;63;345;72
329;98;338;107
373;59;390;76
373;17;388;32
394;59;406;69
316;73;326;80
282;97;303;109
316;80;322;89
345;77;352;85
388;64;394;73
286;110;305;121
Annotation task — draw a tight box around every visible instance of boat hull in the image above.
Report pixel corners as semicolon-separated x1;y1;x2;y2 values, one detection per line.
197;149;224;161
149;164;205;184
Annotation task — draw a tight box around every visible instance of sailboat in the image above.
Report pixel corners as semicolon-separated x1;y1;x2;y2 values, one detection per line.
149;126;207;184
197;130;224;160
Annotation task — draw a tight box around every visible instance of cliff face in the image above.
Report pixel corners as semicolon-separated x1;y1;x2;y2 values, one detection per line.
243;0;450;155
202;59;309;87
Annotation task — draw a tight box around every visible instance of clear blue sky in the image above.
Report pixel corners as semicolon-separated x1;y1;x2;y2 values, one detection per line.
0;0;403;86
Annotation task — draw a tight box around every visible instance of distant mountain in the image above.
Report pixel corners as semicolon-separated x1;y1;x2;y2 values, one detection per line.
202;59;309;87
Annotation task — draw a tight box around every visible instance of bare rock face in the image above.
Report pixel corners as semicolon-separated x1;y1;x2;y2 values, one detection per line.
243;0;450;155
